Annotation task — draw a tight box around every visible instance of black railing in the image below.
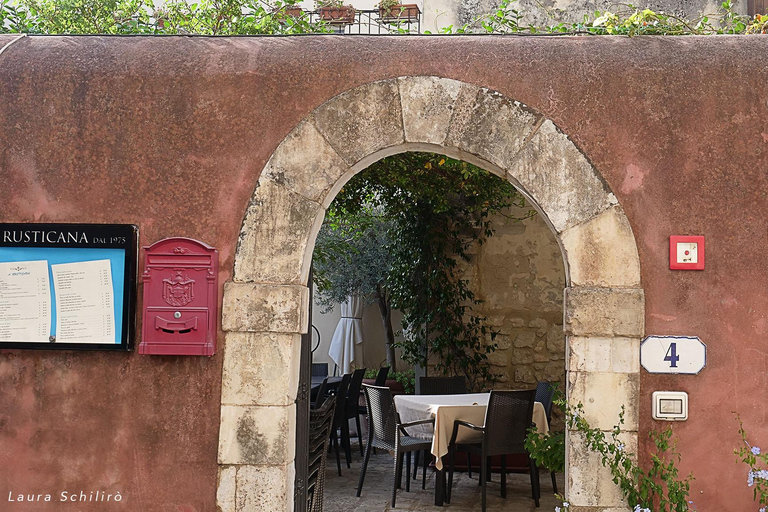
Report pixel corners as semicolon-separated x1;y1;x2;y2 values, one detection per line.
301;8;422;34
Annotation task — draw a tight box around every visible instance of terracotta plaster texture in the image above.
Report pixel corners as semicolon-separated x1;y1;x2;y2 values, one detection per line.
0;35;766;511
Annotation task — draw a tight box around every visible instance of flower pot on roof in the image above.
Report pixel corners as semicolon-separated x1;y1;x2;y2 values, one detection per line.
317;0;356;24
377;0;419;22
273;5;305;23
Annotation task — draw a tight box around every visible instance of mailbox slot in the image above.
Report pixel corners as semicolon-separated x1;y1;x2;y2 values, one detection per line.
139;238;218;356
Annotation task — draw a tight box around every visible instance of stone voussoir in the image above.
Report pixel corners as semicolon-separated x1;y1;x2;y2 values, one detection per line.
560;205;641;288
444;85;541;172
507;119;617;233
312;79;404;166
564;287;644;337
261;119;350;204
398;75;462;145
222;282;308;334
218;405;295;466
234;178;323;285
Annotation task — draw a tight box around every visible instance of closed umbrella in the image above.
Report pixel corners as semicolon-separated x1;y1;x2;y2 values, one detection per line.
328;295;363;374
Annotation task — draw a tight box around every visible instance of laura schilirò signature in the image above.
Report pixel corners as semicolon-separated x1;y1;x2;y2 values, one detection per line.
7;490;124;503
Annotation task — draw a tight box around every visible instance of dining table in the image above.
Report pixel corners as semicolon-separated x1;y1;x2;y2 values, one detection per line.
393;392;549;506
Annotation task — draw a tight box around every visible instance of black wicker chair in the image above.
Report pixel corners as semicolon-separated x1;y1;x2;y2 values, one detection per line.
419;376;468;395
345;368;366;456
535;381;558;493
374;366;391;386
312;362;329;377
357;384;434;508
447;389;540;511
329;373;352;475
307;395;335;512
312;377;329;410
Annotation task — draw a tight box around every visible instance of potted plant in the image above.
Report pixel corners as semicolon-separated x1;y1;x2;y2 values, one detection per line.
316;0;356;24
273;4;305;21
377;0;419;22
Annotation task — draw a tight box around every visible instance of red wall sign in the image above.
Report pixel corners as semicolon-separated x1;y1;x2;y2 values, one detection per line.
669;235;705;270
139;237;218;356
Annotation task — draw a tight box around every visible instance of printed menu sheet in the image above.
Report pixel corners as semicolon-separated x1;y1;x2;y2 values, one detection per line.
51;259;115;344
0;260;51;342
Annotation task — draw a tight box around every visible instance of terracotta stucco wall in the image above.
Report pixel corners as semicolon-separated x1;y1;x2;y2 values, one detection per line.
0;34;767;510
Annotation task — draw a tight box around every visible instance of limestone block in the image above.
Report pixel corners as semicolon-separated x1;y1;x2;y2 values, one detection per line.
216;466;237;512
507;120;617;233
568;371;639;431
235;464;294;512
445;86;541;171
568;430;637;508
529;317;548;335
495;334;511;350
218;405;295;465
222;282;308;334
568;336;642;374
560;206;641;288
514;331;536;347
234;178;322;284
399;76;462;145
512;349;534;364
487;348;509;366
547;324;566;352
564;287;644;337
312;80;404;165
568;336;611;373
514;367;535;384
261;120;350;204
510;317;526;328
221;332;301;406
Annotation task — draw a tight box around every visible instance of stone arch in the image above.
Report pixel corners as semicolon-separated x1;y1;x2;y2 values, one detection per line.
217;77;644;511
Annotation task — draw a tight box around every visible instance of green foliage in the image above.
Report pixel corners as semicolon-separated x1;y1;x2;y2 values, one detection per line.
0;0;327;34
431;0;768;35
525;429;565;473
330;152;533;391
388;368;415;394
734;414;768;508
313;207;392;314
557;398;694;511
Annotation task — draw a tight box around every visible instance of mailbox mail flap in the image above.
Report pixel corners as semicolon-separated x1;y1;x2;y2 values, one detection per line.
139;237;218;356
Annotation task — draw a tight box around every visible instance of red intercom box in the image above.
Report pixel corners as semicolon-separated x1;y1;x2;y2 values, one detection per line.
138;238;218;356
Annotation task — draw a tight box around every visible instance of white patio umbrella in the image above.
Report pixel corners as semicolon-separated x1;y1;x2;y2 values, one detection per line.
328;295;363;375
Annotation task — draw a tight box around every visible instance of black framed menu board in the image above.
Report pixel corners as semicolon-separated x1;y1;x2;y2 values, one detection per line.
0;224;138;351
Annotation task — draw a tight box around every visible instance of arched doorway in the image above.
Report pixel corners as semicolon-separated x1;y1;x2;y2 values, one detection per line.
217;77;644;511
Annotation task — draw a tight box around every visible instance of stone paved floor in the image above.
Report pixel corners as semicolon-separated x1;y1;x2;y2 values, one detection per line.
323;440;563;511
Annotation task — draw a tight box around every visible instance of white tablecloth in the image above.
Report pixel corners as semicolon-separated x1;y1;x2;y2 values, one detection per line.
394;393;549;470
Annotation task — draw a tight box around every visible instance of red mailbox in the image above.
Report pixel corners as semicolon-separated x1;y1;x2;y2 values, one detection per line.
138;237;218;356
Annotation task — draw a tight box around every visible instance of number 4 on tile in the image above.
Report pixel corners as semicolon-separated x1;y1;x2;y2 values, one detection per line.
664;342;679;368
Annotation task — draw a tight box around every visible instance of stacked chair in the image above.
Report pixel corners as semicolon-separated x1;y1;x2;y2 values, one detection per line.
306;396;335;512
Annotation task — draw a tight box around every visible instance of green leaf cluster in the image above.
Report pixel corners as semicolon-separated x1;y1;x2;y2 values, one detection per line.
0;0;329;34
538;390;695;511
432;0;768;35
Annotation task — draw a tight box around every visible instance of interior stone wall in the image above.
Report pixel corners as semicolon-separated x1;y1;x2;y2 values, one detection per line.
472;206;566;390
